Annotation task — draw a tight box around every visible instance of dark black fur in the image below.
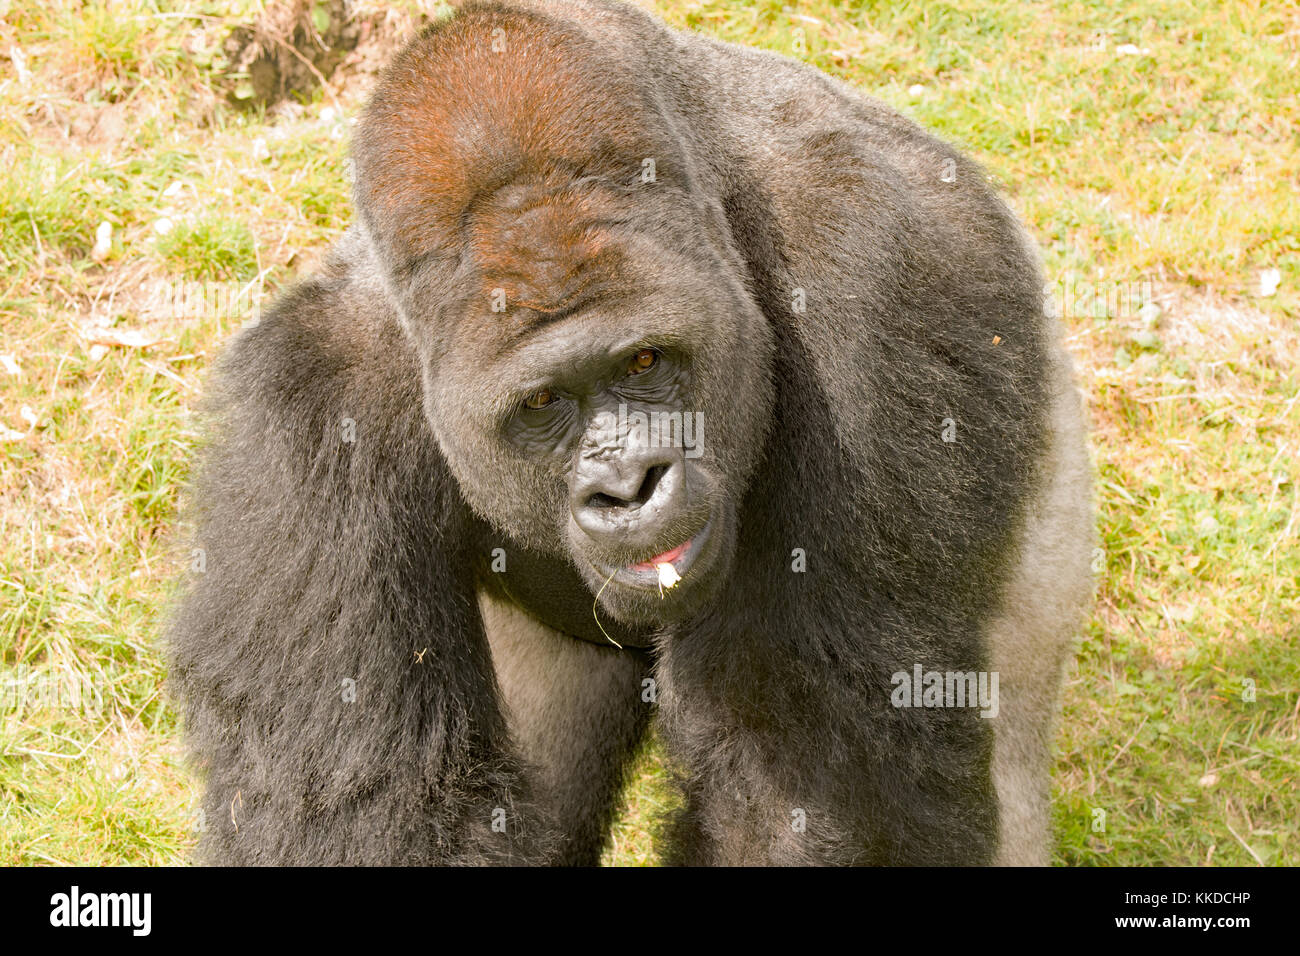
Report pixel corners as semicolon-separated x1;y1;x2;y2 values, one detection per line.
169;0;1090;865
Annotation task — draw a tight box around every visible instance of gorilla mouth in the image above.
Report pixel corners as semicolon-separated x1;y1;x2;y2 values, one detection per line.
622;519;714;587
588;517;715;594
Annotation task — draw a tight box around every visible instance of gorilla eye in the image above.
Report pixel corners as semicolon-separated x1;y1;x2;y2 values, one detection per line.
522;388;555;410
627;349;659;376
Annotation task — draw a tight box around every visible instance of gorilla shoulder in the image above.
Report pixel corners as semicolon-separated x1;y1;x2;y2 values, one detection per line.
212;227;421;441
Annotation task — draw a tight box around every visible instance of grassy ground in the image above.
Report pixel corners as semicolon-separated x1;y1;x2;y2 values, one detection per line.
1;0;1295;867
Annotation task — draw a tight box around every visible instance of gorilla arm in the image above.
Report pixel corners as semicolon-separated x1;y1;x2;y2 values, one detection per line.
168;235;550;865
645;18;1085;864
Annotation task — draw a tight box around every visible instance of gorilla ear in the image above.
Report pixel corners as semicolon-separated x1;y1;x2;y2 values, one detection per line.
352;6;671;272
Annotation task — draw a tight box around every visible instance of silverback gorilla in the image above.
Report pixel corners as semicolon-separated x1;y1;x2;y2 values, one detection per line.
169;0;1094;865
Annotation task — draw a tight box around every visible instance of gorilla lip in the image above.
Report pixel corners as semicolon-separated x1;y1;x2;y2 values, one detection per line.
632;539;692;571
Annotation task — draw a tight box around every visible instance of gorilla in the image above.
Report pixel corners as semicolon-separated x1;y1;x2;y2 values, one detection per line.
169;0;1094;866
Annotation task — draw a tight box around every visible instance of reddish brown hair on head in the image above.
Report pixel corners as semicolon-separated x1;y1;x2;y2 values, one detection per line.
466;176;632;318
353;2;670;277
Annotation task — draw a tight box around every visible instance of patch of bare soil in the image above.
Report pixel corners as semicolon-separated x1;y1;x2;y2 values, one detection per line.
222;0;428;108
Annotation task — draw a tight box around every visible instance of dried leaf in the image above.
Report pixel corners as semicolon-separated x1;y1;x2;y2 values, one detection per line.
1258;268;1281;298
92;221;113;261
86;327;163;349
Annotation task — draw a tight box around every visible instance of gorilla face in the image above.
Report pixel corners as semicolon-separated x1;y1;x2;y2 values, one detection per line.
500;334;733;623
406;192;774;625
348;12;778;626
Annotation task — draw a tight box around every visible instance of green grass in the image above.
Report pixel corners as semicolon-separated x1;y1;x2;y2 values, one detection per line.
155;219;259;280
1;0;1296;866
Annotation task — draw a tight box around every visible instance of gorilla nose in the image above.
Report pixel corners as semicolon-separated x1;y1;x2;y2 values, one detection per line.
573;457;684;542
586;463;668;509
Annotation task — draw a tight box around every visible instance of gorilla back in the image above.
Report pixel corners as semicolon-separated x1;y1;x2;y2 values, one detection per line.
169;0;1094;866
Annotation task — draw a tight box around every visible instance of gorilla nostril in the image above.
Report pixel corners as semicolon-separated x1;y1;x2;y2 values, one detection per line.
585;464;670;511
634;464;668;505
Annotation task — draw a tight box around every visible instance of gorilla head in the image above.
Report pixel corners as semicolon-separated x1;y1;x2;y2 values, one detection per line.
352;11;774;623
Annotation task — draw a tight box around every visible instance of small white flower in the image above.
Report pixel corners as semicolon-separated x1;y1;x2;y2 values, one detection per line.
656;562;682;594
